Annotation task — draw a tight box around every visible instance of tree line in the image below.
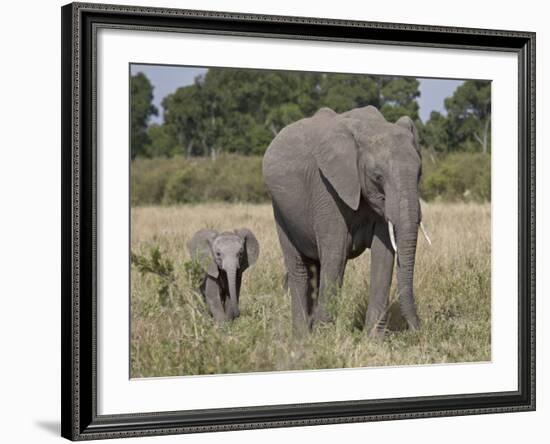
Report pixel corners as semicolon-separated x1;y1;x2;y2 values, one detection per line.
131;68;491;159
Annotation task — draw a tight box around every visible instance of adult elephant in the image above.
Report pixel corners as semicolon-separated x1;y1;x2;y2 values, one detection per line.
262;105;430;336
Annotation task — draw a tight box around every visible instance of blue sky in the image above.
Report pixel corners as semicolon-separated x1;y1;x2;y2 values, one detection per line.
130;64;463;124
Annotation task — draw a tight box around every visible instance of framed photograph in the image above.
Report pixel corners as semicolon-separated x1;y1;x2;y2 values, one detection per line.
61;2;535;440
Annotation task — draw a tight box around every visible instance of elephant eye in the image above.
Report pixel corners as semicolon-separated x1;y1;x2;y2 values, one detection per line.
368;169;383;185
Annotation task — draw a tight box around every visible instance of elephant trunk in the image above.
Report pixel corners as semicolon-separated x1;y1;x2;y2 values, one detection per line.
395;177;421;330
224;260;240;320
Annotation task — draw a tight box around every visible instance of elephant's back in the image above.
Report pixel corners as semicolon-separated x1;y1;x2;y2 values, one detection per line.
263;118;314;181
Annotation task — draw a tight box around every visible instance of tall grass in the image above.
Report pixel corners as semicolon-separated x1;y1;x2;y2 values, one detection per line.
130;202;490;378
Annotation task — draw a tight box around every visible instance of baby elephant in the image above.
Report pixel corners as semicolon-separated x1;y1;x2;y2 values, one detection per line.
187;228;259;322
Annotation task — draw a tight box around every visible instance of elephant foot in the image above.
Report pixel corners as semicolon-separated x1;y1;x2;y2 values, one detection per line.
292;323;310;338
364;309;388;338
313;315;334;327
227;308;240;320
365;321;387;340
405;315;420;331
311;303;334;326
400;303;420;331
368;328;386;341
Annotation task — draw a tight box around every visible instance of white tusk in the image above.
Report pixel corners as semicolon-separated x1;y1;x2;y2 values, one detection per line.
420;221;432;246
388;221;398;253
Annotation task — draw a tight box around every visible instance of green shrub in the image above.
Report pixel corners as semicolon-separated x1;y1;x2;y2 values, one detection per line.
131;157;188;205
420;152;491;202
131;154;269;205
131;152;490;205
183;257;206;289
163;163;206;204
131;246;176;306
207;155;267;203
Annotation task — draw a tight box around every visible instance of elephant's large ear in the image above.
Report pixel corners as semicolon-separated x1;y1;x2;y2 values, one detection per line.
235;228;259;269
187;229;219;278
312;120;361;210
396;116;421;156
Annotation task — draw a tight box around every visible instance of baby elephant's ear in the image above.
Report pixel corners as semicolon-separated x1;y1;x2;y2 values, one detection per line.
236;228;259;269
187;229;219;278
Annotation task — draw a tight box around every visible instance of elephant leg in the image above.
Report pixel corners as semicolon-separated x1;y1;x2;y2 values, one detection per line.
314;252;346;325
365;221;395;337
204;277;226;323
275;222;315;336
282;271;289;292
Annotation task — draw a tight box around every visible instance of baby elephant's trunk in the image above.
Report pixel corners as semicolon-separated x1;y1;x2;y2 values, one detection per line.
224;260;240;319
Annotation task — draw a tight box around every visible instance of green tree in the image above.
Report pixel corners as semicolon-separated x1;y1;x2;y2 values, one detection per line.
162;69;320;156
444;80;491;153
159;68;422;157
421;111;450;154
421;80;491;154
318;73;378;113
130;72;158;158
379;77;420;122
162;82;204;156
317;74;420;122
145;124;178;157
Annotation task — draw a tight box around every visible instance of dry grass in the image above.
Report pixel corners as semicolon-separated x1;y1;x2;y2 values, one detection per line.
130;202;490;378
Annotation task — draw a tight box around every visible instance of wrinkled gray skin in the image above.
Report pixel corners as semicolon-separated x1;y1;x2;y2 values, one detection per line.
187;229;259;322
263;105;423;336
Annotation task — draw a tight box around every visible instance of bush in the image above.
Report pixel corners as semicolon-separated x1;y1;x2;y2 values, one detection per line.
131;154;269;205
131;246;176;306
163;164;207;204
131;152;490;206
131;157;187;205
420;152;491;202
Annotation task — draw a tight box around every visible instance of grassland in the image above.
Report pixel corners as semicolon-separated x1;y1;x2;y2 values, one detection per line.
130;202;490;378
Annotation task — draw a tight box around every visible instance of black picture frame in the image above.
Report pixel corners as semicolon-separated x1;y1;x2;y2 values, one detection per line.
61;2;536;440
